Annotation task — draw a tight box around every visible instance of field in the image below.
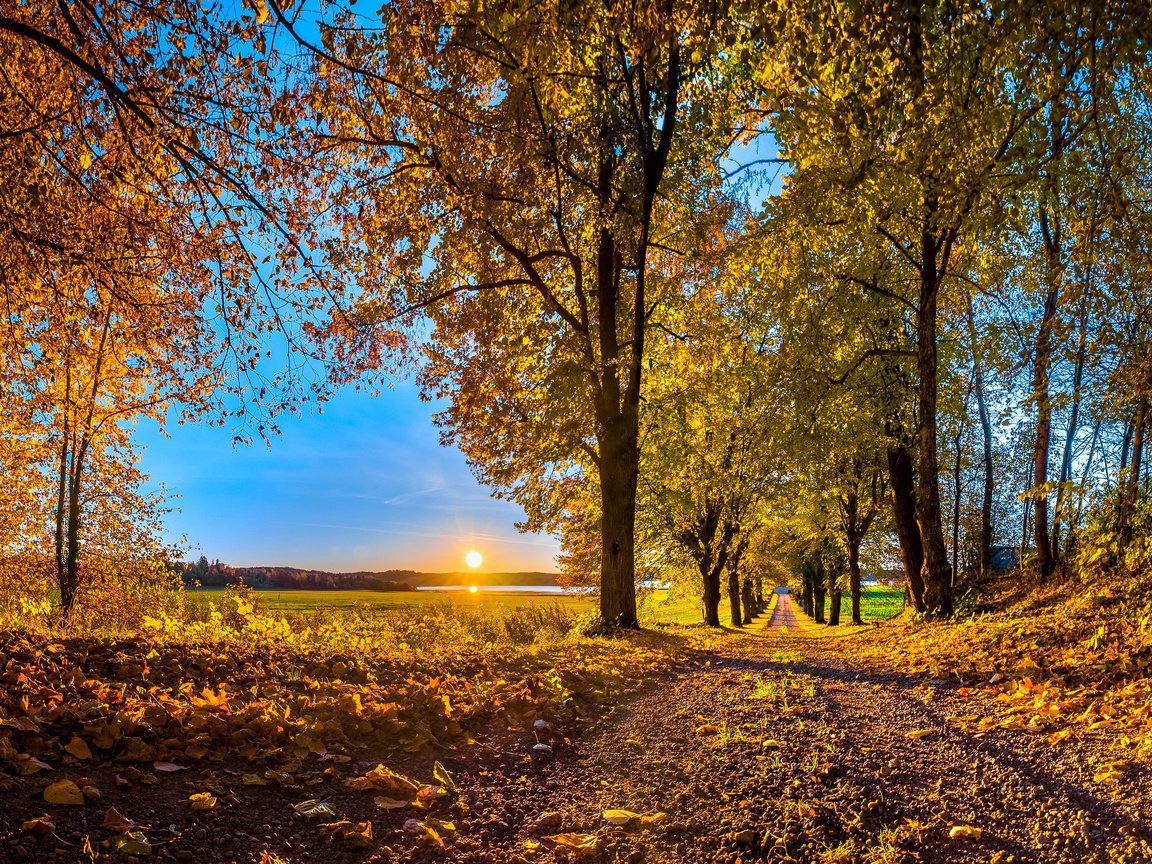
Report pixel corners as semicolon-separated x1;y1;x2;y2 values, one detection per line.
184;584;904;625
186;586;597;614
837;584;906;621
188;585;705;624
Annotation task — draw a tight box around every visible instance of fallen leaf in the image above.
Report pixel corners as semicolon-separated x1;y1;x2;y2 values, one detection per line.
345;764;419;800
695;725;719;735
318;820;373;847
432;761;459;793
906;729;934;740
293;799;337;820
65;737;92;761
153;762;187;773
603;809;641;826
416;784;448;803
103;807;135;832
114;831;153;855
189;792;217;811
20;816;55;836
44;779;85;806
949;825;982;840
544;832;600;854
374;796;409;810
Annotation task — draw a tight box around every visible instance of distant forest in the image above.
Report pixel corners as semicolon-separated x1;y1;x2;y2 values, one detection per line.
180;557;559;591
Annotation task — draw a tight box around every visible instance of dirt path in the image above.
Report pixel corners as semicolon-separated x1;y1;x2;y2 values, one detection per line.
430;594;1152;864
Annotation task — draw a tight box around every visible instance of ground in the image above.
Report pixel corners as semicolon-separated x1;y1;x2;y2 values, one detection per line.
5;591;1150;863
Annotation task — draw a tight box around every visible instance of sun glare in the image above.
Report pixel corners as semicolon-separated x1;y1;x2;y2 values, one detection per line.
465;550;483;569
468;585;478;594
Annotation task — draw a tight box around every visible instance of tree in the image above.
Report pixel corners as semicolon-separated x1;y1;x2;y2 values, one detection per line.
316;0;739;626
755;0;1105;613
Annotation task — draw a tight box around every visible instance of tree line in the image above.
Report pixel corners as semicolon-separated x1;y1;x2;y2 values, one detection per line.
3;0;1152;627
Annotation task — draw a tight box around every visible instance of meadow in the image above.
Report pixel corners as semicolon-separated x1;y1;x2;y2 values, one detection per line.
837;585;906;621
185;583;906;625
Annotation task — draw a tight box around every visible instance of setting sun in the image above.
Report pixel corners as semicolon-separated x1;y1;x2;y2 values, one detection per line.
468;585;478;594
465;550;483;569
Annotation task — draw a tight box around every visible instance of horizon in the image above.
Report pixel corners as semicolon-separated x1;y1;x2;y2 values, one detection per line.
138;380;562;573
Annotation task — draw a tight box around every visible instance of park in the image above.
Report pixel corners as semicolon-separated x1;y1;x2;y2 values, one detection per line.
3;1;1152;862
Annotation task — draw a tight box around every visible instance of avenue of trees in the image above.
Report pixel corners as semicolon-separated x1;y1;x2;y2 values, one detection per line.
4;0;1152;627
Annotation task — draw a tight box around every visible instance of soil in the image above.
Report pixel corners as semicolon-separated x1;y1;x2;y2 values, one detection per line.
5;593;1152;864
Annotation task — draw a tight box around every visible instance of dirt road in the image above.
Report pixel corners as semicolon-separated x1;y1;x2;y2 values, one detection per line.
437;593;1152;864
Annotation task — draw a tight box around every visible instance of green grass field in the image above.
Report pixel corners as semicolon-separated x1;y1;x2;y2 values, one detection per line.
190;586;704;625
186;583;903;625
837;585;905;621
187;587;596;614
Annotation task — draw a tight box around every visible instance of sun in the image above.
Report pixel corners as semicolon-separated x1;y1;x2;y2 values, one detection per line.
468;585;478;594
465;550;483;569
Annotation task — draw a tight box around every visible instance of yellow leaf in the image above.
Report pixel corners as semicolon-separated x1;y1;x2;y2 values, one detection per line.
65;737;92;760
949;825;982;840
189;792;217;811
906;729;934;740
114;831;152;855
374;796;409;810
544;833;600;854
695;724;719;735
44;780;86;806
603;809;641;826
319;820;373;847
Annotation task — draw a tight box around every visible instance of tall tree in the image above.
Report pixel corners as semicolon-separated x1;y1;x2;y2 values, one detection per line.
317;0;738;626
757;0;1100;613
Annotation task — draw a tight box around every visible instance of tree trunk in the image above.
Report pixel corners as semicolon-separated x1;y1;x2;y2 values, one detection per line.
814;585;826;624
965;293;994;578
1031;252;1059;580
61;444;86;616
594;189;639;627
1052;285;1090;559
1020;461;1032;559
848;539;862;625
702;560;722;626
598;419;639;627
741;577;755;624
1032;99;1065;581
727;569;742;628
1119;394;1149;550
827;586;841;626
975;365;994;576
915;226;954;616
54;409;70;606
887;441;925;612
952;428;963;586
1072;419;1101;535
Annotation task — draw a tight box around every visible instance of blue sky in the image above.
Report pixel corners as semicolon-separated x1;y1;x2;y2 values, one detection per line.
134;128;779;576
136;382;560;572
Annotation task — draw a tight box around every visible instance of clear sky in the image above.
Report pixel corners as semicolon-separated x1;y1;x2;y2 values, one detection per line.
133;134;778;576
136;382;560;573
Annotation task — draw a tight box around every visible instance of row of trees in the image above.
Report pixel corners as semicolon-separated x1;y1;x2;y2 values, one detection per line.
4;0;1152;625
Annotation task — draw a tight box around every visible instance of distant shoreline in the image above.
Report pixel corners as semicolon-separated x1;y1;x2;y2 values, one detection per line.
180;563;560;592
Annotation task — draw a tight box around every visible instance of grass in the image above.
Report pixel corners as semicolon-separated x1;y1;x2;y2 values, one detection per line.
837;585;905;622
186;586;596;614
186;585;714;626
